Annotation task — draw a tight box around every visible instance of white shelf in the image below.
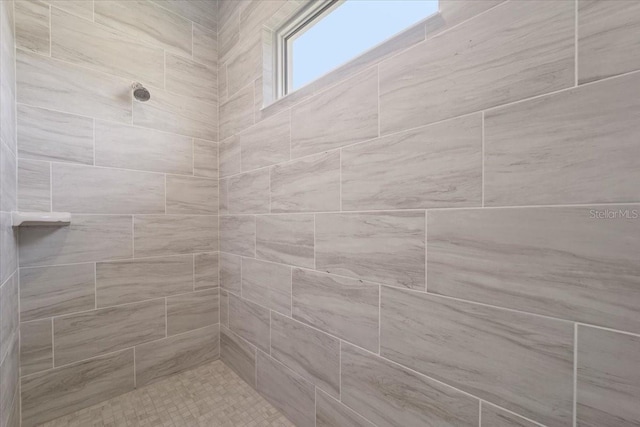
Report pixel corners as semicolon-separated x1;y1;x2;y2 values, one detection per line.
12;211;71;227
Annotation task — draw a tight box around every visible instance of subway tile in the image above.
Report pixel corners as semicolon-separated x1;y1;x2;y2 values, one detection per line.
577;326;640;427
167;289;219;336
379;0;574;134
95;0;192;56
0;275;18;361
291;67;378;158
242;258;291;316
316;389;376;427
15;0;50;55
219;252;241;294
194;252;219;290
95;120;193;175
270;312;340;398
0;142;16;212
341;342;479;427
52;163;165;214
219;135;241;178
42;0;93;20
0;334;18;427
256;351;315;427
135;324;220;387
227;36;261;97
19;215;133;267
481;404;539;427
166;175;218;215
227;169;270;214
292;268;379;352
228;294;269;353
256;214;314;268
270;151;340;213
20;319;53;376
220;290;229;326
152;0;218;32
193;23;217;68
239;110;290;171
428;206;640;334
133;87;218;141
20;263;95;322
342;114;482;210
18;159;50;212
485;72;640;206
380;287;574;427
165;53;217;104
96;255;193;307
220;325;255;387
17;50;131;123
219;84;254;140
193;139;218;178
578;0;640;84
51;8;164;87
54;299;165;366
134;215;218;257
316;212;425;289
20;349;134;427
219;215;255;257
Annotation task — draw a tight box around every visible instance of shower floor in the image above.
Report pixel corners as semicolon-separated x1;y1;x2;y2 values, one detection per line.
39;360;294;427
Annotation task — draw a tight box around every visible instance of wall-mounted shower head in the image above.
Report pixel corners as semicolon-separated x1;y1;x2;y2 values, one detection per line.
132;82;151;102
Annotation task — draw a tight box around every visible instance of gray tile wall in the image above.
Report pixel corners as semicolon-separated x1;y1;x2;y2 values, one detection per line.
14;0;220;425
218;0;640;426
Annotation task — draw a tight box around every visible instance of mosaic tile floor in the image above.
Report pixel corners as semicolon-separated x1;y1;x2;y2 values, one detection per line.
40;360;295;427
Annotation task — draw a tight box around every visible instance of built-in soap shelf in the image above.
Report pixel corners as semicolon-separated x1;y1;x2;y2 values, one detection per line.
12;211;71;227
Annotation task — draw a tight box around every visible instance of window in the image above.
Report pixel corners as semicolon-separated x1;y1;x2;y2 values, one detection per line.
276;0;439;96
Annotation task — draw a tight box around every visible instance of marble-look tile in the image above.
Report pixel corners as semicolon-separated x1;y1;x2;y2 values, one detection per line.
380;287;574;427
578;0;640;84
193;139;218;178
270;312;340;398
0;0;17;153
256;214;314;268
239;110;290;172
219;178;229;214
165;53;217;104
292;268;379;352
342;114;482;210
95;121;193;175
219;215;255;257
96;255;193;308
438;0;505;29
135;324;220;387
316;389;376;427
52;163;165;214
228;293;269;353
220;325;256;387
15;0;50;55
18;159;50;212
0;274;18;361
227;169;270;214
238;0;287;40
19;215;133;267
219;252;241;294
227;37;261;97
379;0;574;134
20;349;134;427
485;72;640;206
219;84;254;140
17;51;131;123
0;214;18;285
167;289;219;336
95;0;192;56
194;252;219;290
54;299;165;366
134;215;218;257
481;404;539;427
428;206;640;334
577;326;640;427
242;258;291;315
133;87;218;141
41;0;93;20
220;290;229;326
17;104;93;164
291;67;378;158
218;12;239;63
20;263;95;322
270;151;340;213
152;0;218;32
218;0;248;31
256;351;315;427
316;212;425;289
219;63;229;104
0;142;16;212
219;136;241;178
0;333;18;427
20;319;53;376
166;175;218;215
51;8;164;87
193;23;217;69
341;342;479;427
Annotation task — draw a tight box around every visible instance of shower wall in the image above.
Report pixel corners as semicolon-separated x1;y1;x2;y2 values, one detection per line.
14;1;219;425
218;1;640;427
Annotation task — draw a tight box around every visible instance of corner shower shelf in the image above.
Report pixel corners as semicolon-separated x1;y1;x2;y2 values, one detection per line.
12;211;71;227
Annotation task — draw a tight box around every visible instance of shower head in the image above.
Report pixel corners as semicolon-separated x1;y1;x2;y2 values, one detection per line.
132;82;151;102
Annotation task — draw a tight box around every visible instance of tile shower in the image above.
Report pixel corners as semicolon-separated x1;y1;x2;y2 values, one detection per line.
0;0;637;426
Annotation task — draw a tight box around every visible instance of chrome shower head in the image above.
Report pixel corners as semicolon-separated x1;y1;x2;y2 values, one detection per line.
132;82;151;102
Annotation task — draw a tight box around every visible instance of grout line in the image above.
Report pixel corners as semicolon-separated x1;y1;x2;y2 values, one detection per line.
573;323;578;427
479;400;482;427
481;111;485;207
574;0;579;87
94;262;97;309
